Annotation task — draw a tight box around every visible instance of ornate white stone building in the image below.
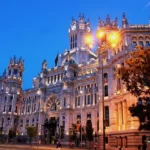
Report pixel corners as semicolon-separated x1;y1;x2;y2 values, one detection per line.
0;13;150;149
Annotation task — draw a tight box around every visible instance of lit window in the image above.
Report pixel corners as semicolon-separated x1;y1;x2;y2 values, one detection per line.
146;41;150;47
132;41;137;47
139;41;144;46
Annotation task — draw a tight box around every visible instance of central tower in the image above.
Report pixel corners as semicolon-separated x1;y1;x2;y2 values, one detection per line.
68;14;91;50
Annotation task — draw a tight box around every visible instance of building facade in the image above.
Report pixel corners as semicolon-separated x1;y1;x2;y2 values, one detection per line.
0;13;150;149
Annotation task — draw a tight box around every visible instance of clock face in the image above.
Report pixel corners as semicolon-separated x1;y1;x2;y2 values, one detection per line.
71;24;76;30
87;26;91;32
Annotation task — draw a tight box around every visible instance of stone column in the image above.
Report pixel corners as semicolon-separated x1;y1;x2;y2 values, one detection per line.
24;100;27;114
123;101;127;130
114;104;118;131
118;102;122;131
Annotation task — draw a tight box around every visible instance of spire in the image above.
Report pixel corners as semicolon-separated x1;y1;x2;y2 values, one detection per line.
42;59;47;70
115;17;118;28
106;14;110;25
55;54;58;67
98;17;104;28
2;68;6;77
122;12;128;28
13;55;16;63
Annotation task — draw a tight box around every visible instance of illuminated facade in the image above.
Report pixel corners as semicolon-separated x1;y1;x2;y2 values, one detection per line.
0;13;150;149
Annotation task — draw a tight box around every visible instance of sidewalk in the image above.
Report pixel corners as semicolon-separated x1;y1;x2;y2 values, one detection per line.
0;144;88;150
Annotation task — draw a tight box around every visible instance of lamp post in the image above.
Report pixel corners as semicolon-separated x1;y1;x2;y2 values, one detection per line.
80;89;83;148
37;89;41;148
85;27;120;150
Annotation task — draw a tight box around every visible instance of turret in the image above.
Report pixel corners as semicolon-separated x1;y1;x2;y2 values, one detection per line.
122;13;129;28
7;55;24;82
98;15;118;29
68;14;92;50
42;59;47;70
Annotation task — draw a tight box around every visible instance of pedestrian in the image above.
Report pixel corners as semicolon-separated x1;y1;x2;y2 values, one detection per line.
94;142;97;150
69;141;73;149
56;141;61;150
138;145;141;150
142;143;147;150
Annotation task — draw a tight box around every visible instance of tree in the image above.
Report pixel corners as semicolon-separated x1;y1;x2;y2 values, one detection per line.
26;126;37;144
118;46;150;130
86;120;93;149
69;124;77;144
8;128;16;142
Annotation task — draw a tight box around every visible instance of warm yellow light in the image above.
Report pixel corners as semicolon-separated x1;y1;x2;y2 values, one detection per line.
109;32;119;43
108;31;120;48
85;34;93;45
97;30;105;38
111;43;117;48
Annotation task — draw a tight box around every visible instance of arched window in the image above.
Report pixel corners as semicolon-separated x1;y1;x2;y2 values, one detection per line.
132;41;137;48
146;41;150;47
139;41;144;46
105;106;110;127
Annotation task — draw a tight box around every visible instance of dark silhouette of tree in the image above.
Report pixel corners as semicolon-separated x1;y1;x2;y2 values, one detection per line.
86;120;93;149
118;46;150;130
8;128;16;141
26;126;37;145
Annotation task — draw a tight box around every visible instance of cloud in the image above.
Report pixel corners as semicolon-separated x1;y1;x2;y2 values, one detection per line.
144;2;150;9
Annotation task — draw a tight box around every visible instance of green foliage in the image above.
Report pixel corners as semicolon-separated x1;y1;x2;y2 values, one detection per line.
26;126;37;138
118;46;150;130
86;120;93;141
69;123;77;141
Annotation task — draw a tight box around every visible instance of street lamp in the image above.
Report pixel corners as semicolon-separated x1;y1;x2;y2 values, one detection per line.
85;27;120;150
80;89;83;148
37;89;42;148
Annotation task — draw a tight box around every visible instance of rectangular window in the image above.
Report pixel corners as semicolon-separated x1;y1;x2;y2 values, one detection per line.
3;105;6;112
13;69;18;75
75;97;77;107
78;97;80;106
84;95;86;106
87;113;91;120
91;94;93;104
105;106;110;127
64;98;66;107
88;95;90;104
95;93;97;104
104;85;108;97
9;105;12;112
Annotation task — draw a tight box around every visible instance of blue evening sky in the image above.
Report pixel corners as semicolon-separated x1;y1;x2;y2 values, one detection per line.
0;0;150;89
